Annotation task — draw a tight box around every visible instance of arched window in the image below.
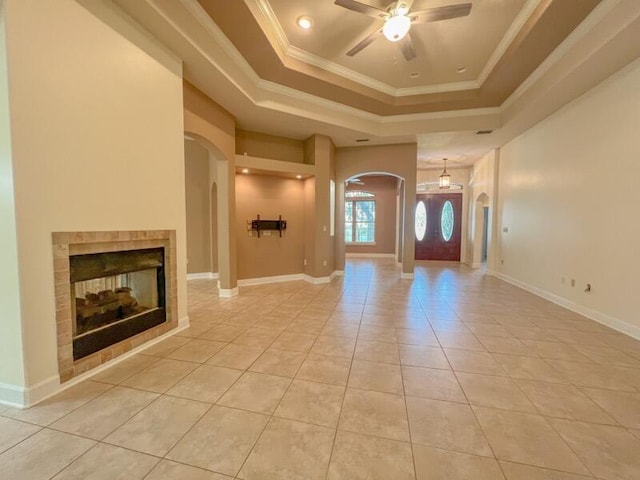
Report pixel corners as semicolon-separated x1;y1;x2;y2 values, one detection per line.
345;191;375;244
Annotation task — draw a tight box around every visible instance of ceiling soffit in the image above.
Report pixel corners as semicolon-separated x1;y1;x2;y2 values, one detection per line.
256;0;531;93
198;0;601;115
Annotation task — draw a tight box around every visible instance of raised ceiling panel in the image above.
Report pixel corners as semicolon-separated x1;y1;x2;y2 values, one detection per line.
268;0;527;88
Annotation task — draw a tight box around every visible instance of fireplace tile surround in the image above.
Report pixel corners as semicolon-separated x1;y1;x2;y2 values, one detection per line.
52;230;178;383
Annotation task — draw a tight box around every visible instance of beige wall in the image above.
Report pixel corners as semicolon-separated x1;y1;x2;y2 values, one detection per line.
210;182;219;274
346;175;398;255
3;0;186;396
468;151;498;268
0;0;26;393
236;130;305;164
303;177;316;277
185;139;212;274
183;81;237;290
496;57;640;337
304;135;336;278
235;174;305;279
336;143;417;275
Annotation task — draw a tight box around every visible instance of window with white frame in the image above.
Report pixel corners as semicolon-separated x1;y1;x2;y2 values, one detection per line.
345;191;375;244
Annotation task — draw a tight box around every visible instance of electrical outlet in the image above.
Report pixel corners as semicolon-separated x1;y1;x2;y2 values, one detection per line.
571;278;576;287
303;259;307;266
323;260;327;267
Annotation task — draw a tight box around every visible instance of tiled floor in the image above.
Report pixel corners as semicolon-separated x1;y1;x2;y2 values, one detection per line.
2;258;640;479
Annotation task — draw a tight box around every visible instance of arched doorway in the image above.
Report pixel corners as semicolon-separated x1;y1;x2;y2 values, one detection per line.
182;129;237;296
338;171;413;277
472;192;491;267
344;174;403;261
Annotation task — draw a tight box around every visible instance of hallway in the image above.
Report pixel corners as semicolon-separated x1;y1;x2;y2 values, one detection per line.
1;258;640;479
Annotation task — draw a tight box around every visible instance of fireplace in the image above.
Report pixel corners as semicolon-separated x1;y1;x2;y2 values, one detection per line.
70;248;166;360
53;230;178;383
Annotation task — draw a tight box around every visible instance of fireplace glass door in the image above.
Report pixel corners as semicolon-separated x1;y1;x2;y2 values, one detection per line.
70;248;166;360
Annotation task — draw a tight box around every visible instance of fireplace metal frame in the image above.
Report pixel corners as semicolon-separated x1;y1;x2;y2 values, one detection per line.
70;247;167;361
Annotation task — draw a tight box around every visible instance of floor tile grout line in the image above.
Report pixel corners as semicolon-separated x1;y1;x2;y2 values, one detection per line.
0;422;44;456
398;334;420;480
322;276;365;480
441;341;509;479
5;263;640;478
215;287;336;478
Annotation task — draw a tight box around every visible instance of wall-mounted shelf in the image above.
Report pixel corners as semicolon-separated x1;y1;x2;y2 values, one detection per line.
235;154;315;179
250;215;287;237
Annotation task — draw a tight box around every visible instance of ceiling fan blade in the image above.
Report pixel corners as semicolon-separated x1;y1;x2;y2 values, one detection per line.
334;0;388;18
394;0;414;14
399;33;416;61
346;28;383;56
410;3;472;24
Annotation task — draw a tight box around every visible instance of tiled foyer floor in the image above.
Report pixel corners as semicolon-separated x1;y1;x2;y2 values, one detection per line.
3;259;640;479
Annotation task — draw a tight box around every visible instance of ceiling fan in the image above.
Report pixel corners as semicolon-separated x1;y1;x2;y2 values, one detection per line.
346;178;365;185
334;0;472;60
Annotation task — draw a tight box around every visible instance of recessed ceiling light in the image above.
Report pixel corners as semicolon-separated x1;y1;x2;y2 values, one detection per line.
410;72;420;79
456;66;467;74
241;168;249;174
296;175;302;179
297;16;312;30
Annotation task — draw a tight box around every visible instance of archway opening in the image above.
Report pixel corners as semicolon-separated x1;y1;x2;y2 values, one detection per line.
472;192;491;267
183;133;227;292
343;172;405;268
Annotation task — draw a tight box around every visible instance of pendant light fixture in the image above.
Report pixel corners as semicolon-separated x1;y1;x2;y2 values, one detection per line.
439;158;451;189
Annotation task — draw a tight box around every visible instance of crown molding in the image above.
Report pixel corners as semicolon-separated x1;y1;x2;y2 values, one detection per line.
284;41;480;96
180;0;261;86
476;0;541;85
502;0;627;110
247;0;544;97
121;0;636;146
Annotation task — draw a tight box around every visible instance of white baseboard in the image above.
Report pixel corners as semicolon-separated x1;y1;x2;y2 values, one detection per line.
187;272;218;281
303;274;332;284
401;272;414;279
0;382;27;408
236;272;338;287
346;253;396;258
219;287;239;298
494;272;640;341
0;317;191;408
470;262;484;268
178;315;190;328
333;270;345;277
238;273;304;286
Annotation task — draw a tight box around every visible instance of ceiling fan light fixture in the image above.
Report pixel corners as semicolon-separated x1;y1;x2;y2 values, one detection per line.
396;3;410;15
383;14;411;42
